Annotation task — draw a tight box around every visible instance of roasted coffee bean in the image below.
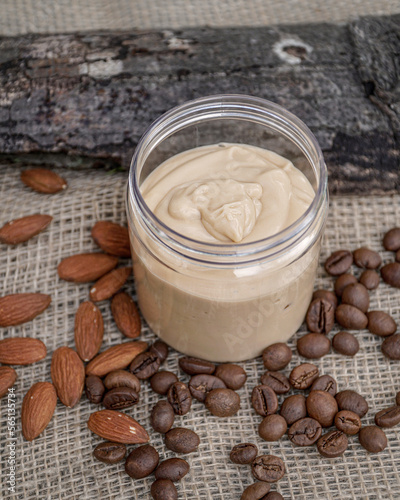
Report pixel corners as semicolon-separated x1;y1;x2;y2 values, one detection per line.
260;372;290;394
179;356;215;375
149;340;169;363
325;250;353;276
205;388;240;417
359;270;380;290
297;333;330;359
310;375;337;396
334;410;362;435
381;262;400;288
353;247;382;269
341;283;370;313
259;414;287;442
396;249;400;263
151;479;177;500
103;387;139;410
240;481;271;500
288;417;322;446
150;371;178;395
306;390;338;427
129;351;161;379
358;425;387;453
383;227;400;251
104;370;140;392
306;298;334;334
381;334;400;360
167;382;192;415
367;310;397;337
334;273;358;297
93;441;126;464
375;406;400;428
335;390;368;417
251;385;278;416
289;363;319;390
264;493;284;500
262;343;292;371
251;455;285;483
85;375;105;404
155;458;190;482
150;400;175;434
164;427;200;454
332;331;359;356
230;443;258;464
214;363;247;390
189;374;226;402
312;289;338;309
335;304;368;330
280;394;307;425
125;444;159;479
317;430;348;458
396;391;400;406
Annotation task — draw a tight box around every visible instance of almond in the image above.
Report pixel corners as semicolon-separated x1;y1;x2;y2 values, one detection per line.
0;337;47;365
74;301;104;361
0;366;17;398
91;221;131;258
88;409;149;444
0;214;53;245
57;253;118;282
90;267;132;302
51;346;85;408
85;340;148;377
21;168;67;194
0;293;51;327
111;292;141;338
21;382;57;441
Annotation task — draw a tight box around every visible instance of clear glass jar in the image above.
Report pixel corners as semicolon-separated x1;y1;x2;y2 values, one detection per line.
126;95;328;362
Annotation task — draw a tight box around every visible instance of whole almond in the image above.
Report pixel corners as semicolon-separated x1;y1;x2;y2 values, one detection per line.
74;301;104;361
0;214;53;245
21;382;57;441
57;253;118;283
90;267;132;302
88;409;149;444
0;366;17;398
91;221;131;258
0;293;51;327
111;292;141;338
51;346;85;408
21;168;67;194
85;341;148;377
0;337;47;365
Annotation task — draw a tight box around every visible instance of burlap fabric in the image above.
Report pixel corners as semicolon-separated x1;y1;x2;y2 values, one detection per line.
0;164;399;500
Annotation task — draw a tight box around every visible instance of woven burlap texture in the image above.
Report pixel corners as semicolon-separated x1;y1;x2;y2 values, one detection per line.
0;165;399;500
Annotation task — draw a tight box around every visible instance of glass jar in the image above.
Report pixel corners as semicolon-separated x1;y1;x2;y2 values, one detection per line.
126;95;328;362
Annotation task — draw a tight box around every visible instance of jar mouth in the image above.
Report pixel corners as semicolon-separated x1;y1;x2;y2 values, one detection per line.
128;94;327;261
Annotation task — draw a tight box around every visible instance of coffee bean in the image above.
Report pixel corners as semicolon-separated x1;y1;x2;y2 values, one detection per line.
85;375;105;404
259;414;287;442
396;391;400;406
335;304;368;330
306;390;338;427
297;333;330;359
262;343;292;371
334;274;358;297
155;458;190;482
312;289;338;309
93;441;126;464
383;227;400;251
125;444;159;479
334;410;362;435
375;406;400;428
396;249;400;263
325;250;353;276
353;247;382;269
288;417;322;446
150;371;179;395
150;400;175;434
149;340;169;363
335;390;368;417
367;310;397;337
280;394;307;425
260;372;290;394
104;370;140;392
164;427;200;454
151;479;177;500
332;331;359;356
230;443;258;464
359;425;387;453
103;387;139;410
341;283;370;313
205;388;241;417
241;481;271;500
381;262;400;288
129;351;161;379
317;430;348;458
264;493;284;500
381;334;400;360
306;298;334;334
214;363;247;390
188;374;226;402
251;455;285;483
359;270;380;290
310;375;337;396
251;385;278;416
289;363;319;390
179;356;215;375
167;382;192;415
